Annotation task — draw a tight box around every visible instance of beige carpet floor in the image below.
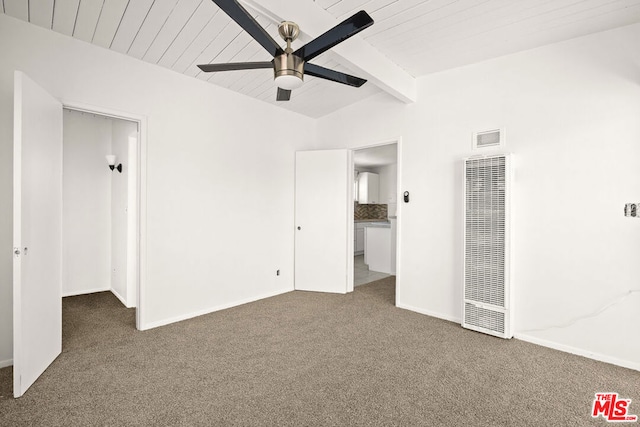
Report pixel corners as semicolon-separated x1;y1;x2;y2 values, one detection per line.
0;277;638;426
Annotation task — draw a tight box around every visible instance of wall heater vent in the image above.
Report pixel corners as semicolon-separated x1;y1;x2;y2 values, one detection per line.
473;129;503;150
463;155;512;338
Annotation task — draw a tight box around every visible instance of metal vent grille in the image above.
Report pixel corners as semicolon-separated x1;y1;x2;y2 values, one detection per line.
463;155;510;338
474;129;502;149
464;303;505;334
465;156;505;307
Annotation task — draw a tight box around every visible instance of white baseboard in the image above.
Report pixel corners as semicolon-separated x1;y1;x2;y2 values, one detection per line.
62;287;110;297
396;303;461;324
110;288;132;308
140;287;293;331
0;358;13;368
514;333;640;372
63;287;134;309
396;304;639;371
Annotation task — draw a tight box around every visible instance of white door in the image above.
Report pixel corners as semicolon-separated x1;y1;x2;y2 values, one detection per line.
295;150;350;293
13;71;63;397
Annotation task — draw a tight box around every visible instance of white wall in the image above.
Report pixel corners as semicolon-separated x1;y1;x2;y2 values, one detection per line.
318;24;640;370
110;119;137;306
62;110;112;296
0;14;316;365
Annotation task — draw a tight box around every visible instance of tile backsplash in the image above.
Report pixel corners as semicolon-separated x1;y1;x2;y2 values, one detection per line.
354;203;388;220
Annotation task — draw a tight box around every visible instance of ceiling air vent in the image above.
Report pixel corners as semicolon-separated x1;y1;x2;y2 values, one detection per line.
473;129;504;150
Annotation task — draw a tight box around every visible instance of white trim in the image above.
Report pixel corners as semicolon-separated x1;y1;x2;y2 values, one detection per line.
62;287;110;297
349;137;402;303
137;115;148;330
61;100;147;332
60;101;144;123
110;288;132;308
396;303;462;324
126;136;138;308
515;333;640;372
395;137;402;305
140;287;293;331
346;150;354;293
351;137;402;151
0;358;13;368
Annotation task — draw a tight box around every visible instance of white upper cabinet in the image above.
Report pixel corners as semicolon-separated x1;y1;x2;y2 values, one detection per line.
357;172;379;204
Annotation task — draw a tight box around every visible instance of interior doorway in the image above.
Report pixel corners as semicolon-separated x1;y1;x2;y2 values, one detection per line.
12;72;146;397
62;106;142;322
350;142;399;291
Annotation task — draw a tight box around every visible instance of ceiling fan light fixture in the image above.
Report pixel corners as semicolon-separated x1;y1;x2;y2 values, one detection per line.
275;74;304;90
273;51;305;90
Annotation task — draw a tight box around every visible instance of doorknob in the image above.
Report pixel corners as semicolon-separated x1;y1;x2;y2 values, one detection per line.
14;247;21;256
297;226;301;230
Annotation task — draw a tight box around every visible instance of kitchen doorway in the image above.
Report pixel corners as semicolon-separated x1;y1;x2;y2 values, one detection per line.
351;142;400;292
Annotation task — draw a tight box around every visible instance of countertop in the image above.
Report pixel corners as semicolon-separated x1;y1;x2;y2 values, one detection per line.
355;219;391;228
364;223;391;228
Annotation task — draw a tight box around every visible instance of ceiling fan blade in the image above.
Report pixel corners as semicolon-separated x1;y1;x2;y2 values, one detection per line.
211;0;284;57
304;63;367;87
276;88;291;101
198;61;273;72
293;10;373;62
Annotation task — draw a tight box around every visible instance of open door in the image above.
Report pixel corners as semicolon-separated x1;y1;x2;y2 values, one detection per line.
13;71;63;397
294;150;351;293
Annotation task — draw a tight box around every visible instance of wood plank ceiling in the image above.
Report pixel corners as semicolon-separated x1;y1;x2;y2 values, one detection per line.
3;0;640;118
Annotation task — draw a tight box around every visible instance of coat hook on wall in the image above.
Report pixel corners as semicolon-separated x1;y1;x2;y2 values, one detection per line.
105;155;122;173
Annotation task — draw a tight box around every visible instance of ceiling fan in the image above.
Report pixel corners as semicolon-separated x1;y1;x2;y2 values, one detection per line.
198;0;374;101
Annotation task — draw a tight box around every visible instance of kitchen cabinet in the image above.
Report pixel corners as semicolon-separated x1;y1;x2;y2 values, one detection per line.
357;172;379;204
364;225;391;274
355;227;365;255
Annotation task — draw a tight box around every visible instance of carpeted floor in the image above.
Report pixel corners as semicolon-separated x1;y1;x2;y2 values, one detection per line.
0;277;638;426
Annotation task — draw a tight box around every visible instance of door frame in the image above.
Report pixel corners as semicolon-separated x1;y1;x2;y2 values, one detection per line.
349;137;402;303
62;100;147;331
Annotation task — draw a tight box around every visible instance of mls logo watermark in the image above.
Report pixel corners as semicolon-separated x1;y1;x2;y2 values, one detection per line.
592;393;638;422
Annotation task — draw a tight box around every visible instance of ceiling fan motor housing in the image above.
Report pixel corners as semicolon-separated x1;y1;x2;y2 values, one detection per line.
273;52;304;81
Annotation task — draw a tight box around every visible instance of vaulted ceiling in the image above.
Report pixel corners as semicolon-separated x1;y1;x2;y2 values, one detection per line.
3;0;640;117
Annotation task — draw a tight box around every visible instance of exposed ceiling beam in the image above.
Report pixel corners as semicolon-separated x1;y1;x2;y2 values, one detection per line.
239;0;416;104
